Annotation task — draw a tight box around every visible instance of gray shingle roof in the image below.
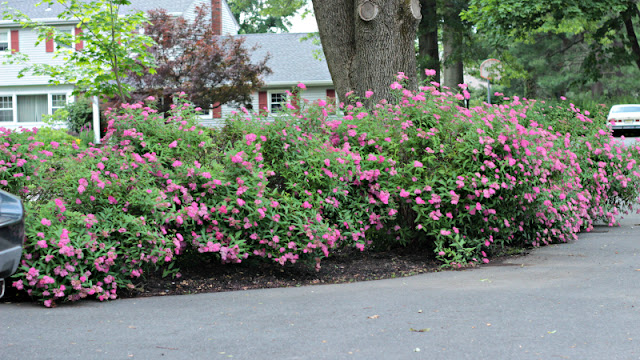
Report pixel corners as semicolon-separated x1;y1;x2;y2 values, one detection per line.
1;0;196;19
240;32;332;85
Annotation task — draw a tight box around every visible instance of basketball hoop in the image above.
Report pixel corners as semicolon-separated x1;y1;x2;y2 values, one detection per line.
479;58;501;81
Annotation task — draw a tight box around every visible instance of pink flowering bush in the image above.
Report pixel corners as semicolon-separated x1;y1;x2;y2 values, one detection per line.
2;76;640;307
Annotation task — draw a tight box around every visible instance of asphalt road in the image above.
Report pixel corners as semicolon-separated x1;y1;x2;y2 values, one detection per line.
615;133;640;147
1;207;640;360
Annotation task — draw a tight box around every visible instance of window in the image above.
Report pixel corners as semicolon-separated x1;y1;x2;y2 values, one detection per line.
0;30;8;52
0;96;13;122
17;95;48;122
51;94;67;113
56;29;73;49
270;92;287;113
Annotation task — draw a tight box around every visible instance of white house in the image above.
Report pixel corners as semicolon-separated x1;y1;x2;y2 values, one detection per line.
203;32;336;127
0;0;335;130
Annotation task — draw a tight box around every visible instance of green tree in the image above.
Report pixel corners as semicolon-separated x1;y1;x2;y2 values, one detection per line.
2;0;156;100
228;0;307;33
463;0;640;82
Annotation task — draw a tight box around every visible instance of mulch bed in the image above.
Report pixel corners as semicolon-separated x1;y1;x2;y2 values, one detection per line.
2;246;527;303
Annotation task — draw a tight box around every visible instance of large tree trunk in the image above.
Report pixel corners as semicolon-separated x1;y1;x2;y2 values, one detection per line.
442;17;463;90
418;0;439;83
312;0;421;106
621;1;640;71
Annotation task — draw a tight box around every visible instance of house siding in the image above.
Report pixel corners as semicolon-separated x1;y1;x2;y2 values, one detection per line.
198;86;335;128
0;26;72;86
221;1;239;35
182;0;238;35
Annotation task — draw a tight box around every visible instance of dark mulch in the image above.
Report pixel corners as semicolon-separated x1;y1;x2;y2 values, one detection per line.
124;246;442;298
2;246;528;303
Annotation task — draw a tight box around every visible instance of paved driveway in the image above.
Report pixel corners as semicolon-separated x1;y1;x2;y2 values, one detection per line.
2;211;640;360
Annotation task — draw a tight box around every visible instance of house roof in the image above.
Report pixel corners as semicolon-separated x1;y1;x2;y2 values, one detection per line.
240;32;332;86
1;0;198;20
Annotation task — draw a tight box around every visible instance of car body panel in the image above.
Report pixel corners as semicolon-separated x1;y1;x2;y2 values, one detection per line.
0;190;24;281
607;104;640;130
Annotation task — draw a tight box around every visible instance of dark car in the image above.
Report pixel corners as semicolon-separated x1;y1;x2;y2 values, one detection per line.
0;189;24;298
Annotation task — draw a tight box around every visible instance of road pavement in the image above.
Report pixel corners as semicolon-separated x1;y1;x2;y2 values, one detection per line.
1;212;640;360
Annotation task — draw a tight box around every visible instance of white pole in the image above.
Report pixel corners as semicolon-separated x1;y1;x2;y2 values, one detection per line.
92;96;100;144
487;79;491;104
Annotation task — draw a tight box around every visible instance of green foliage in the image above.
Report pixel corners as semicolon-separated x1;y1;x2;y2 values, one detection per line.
228;0;307;33
43;97;94;133
463;0;640;92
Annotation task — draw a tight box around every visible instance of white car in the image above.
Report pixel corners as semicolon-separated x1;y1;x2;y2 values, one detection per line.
607;104;640;131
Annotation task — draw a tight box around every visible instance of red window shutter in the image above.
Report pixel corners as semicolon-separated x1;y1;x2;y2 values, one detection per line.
258;91;268;115
212;102;222;119
45;34;54;53
10;30;19;53
75;27;83;51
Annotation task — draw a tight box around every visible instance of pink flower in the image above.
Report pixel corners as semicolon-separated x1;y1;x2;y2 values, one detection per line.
425;69;437;76
415;197;425;204
231;152;244;163
168;140;177;148
302;201;312;209
440;229;451;236
324;159;330;167
54;198;66;213
414;161;423;168
37;240;48;248
237;198;246;207
297;83;306;90
438;251;445;256
245;133;257;145
172;160;182;167
365;90;374;98
390;82;402;90
41;218;52;226
399;189;410;198
378;191;390;204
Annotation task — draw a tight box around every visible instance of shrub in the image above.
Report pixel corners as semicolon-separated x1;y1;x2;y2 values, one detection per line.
2;76;640;307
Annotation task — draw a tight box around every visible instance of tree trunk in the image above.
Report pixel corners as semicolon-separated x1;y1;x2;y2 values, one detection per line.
442;16;463;90
591;81;604;97
418;0;439;83
622;2;640;71
312;0;421;106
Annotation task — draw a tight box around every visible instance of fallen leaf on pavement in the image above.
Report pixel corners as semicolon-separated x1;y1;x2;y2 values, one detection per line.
410;328;431;332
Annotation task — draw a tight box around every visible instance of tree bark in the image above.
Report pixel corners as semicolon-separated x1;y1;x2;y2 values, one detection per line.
621;2;640;71
418;0;439;82
312;0;420;106
442;19;463;90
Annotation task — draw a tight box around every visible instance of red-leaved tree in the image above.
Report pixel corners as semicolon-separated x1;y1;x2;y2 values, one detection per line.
125;5;271;112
